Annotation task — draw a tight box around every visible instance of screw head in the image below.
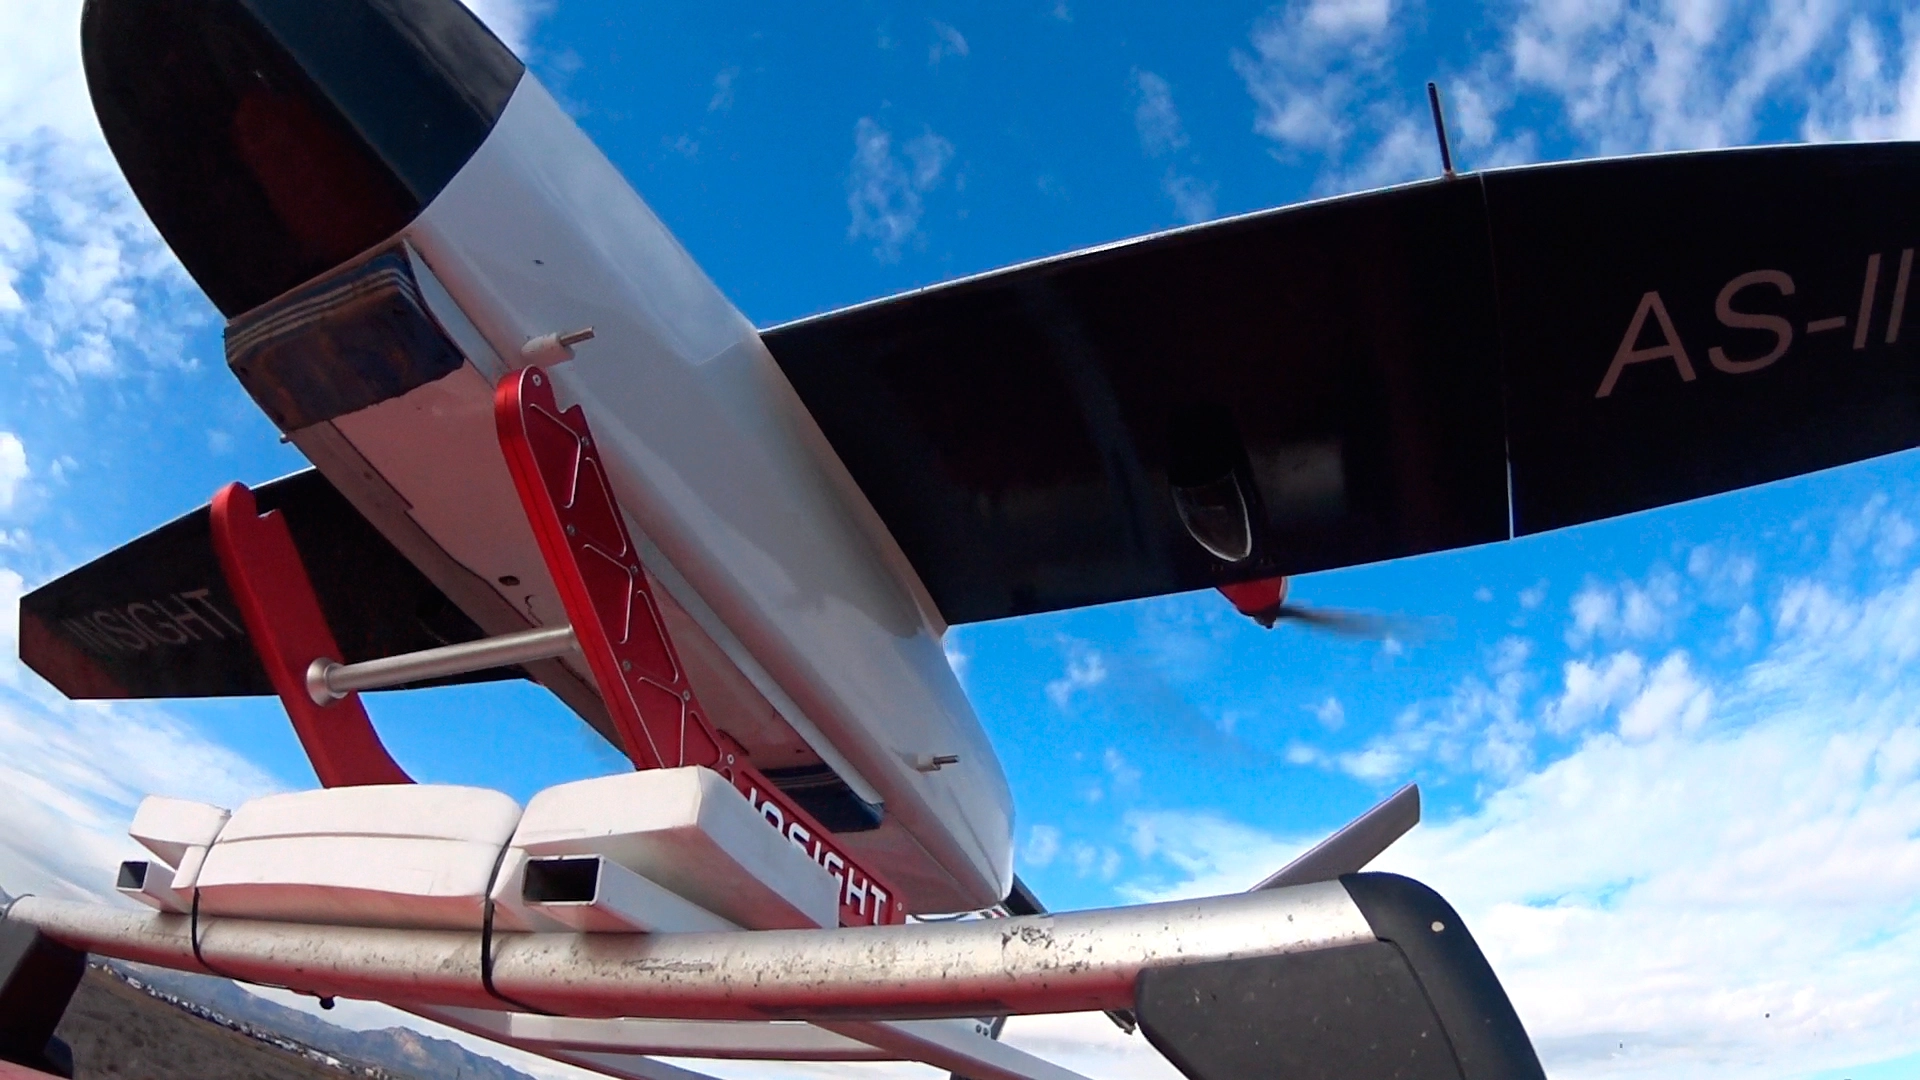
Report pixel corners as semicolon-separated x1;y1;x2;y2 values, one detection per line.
565;524;577;536
621;659;632;672
531;373;542;386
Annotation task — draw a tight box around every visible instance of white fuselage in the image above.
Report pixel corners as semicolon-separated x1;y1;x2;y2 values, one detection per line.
307;75;1012;913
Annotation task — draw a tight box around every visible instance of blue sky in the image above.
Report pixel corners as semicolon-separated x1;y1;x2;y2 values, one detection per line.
6;1;1920;1079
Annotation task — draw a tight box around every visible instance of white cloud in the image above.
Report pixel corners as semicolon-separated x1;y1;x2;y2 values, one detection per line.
1159;171;1216;224
1022;823;1063;868
1506;0;1844;152
1116;511;1920;1079
1520;580;1549;610
1130;72;1216;224
1568;568;1685;648
1046;648;1108;708
1103;747;1142;793
0;578;281;901
1239;0;1920;198
846;118;954;262
458;0;547;58
0;432;24;511
1232;0;1399;167
708;65;739;113
1616;651;1711;740
1547;651;1645;733
1131;71;1187;157
1805;13;1920;140
1338;648;1536;781
1309;695;1345;730
942;631;970;680
929;20;970;65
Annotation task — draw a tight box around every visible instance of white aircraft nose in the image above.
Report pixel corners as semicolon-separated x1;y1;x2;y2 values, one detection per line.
80;0;525;317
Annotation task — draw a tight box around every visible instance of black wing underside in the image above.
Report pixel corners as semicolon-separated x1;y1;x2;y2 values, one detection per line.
19;469;511;699
766;141;1920;623
23;142;1920;699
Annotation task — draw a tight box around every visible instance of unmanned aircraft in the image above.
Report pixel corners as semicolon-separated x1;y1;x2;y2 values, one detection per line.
3;2;1917;1080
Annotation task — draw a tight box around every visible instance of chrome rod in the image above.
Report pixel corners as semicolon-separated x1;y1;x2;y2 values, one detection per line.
307;625;578;704
7;882;1373;1021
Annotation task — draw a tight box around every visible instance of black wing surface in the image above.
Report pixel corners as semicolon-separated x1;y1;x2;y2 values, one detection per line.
764;141;1920;624
19;469;513;699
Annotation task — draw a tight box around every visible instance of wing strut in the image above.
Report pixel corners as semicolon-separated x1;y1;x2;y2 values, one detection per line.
209;482;411;787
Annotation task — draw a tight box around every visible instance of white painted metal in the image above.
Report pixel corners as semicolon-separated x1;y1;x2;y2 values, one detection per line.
414;1005;1090;1080
405;1006;736;1080
7;880;1376;1019
511;769;837;930
512;855;736;934
193;786;522;929
306;625;578;703
823;1019;1093;1080
401;75;1013;911
1256;783;1421;891
419;1007;892;1060
116;860;190;914
129;796;230;869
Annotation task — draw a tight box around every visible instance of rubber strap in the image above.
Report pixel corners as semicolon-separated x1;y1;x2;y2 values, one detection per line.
479;841;549;1015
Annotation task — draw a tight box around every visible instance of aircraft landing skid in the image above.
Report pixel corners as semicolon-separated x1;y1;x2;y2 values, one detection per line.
2;869;1544;1080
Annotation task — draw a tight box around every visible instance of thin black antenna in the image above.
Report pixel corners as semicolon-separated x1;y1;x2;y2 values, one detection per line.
1426;81;1456;179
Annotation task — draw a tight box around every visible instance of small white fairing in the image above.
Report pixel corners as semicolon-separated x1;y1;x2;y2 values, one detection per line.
327;76;1012;911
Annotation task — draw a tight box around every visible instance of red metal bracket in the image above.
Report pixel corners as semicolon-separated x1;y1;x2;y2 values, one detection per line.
209;482;412;787
494;368;904;926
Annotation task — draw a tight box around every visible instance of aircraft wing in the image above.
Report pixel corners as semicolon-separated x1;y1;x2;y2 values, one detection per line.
23;142;1920;695
18;469;515;699
764;141;1920;623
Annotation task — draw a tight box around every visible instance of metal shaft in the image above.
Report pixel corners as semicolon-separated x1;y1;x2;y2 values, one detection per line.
307;625;578;704
6;882;1373;1021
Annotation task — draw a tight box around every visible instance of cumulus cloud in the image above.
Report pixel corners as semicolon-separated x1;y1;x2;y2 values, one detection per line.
1234;0;1397;151
708;65;739;113
1023;823;1063;868
1546;651;1645;733
0;432;24;511
0;563;281;899
929;20;970;65
1308;695;1345;730
1238;0;1920;196
1616;651;1711;740
1567;568;1686;648
1131;71;1188;157
846;118;955;261
1231;0;1440;190
1506;0;1846;152
1046;648;1109;708
1116;497;1920;1079
1129;71;1216;224
457;0;547;57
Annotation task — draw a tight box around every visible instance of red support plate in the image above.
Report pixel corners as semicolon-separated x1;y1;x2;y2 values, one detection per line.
494;368;904;925
209;482;412;787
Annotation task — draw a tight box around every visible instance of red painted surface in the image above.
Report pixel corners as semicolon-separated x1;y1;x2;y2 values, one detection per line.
494;368;903;925
209;482;412;787
1217;576;1289;623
